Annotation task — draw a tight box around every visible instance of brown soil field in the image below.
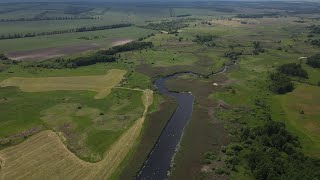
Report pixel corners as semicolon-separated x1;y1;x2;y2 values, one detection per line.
7;43;100;61
6;38;134;61
0;89;153;180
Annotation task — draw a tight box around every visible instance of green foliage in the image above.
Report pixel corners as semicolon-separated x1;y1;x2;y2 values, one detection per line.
252;41;265;55
306;54;320;68
310;39;320;46
241;121;320;180
269;72;294;94
236;13;279;18
193;34;217;46
224;51;243;61
278;63;308;78
202;151;216;164
31;54;116;69
98;41;153;56
142;19;189;33
309;25;320;34
0;53;8;60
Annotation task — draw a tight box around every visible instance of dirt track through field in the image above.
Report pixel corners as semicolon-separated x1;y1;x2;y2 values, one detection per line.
0;89;153;180
0;69;126;99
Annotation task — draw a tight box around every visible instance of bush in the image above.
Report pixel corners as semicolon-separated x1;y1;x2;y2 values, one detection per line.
269;72;294;94
310;39;320;46
0;53;8;60
278;63;308;78
306;54;320;68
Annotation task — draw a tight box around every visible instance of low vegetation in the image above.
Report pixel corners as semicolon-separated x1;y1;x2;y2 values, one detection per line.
193;34;217;46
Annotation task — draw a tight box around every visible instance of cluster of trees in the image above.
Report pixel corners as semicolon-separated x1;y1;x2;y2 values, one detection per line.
306;54;320;68
193;34;217;46
32;54;115;69
241;121;320;179
309;25;320;34
142;20;189;33
224;51;243;61
0;24;132;40
252;41;265;55
269;72;294;94
0;16;96;22
310;39;320;46
269;63;308;94
98;41;153;56
278;63;308;78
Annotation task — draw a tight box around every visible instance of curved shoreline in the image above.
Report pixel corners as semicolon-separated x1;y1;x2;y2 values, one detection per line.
135;61;236;180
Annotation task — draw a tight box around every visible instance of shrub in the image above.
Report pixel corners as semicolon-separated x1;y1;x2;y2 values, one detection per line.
278;63;308;78
306;54;320;68
269;72;294;94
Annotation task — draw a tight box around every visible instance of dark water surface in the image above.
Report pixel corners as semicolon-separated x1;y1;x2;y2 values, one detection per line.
136;73;194;180
136;65;231;180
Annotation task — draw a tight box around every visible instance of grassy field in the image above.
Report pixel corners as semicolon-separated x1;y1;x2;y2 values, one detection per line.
276;83;320;157
1;1;320;179
0;69;126;99
0;89;153;180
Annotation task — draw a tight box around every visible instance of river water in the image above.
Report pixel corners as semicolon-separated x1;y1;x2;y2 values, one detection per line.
136;65;230;180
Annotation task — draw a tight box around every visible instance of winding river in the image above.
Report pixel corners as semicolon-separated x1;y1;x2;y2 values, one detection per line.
136;64;232;180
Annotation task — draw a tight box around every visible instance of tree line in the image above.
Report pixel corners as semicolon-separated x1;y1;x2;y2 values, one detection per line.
0;24;132;40
31;41;153;69
0;16;97;22
97;41;153;56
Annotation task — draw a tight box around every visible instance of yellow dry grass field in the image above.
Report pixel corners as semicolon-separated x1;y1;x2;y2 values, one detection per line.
0;69;126;99
0;89;153;180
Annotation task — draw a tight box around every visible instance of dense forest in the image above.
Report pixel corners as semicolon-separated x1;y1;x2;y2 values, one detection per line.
0;24;132;40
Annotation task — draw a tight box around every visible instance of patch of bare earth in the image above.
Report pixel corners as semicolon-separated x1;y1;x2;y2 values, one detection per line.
6;38;134;61
7;43;100;61
111;39;133;46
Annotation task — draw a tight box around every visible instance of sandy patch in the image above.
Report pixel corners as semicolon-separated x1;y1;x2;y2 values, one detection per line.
111;39;133;47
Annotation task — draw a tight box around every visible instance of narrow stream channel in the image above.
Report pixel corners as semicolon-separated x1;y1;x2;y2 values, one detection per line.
136;64;232;180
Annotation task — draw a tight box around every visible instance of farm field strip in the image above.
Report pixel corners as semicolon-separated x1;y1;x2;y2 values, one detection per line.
0;89;153;180
0;69;126;99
